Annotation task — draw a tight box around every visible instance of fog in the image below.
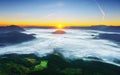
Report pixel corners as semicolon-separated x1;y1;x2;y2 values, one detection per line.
0;28;120;66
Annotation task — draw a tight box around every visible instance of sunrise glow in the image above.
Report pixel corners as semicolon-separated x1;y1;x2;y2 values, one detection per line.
57;24;64;29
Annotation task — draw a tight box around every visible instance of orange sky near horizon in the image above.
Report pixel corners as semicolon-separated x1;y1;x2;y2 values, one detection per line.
0;16;120;27
0;20;120;27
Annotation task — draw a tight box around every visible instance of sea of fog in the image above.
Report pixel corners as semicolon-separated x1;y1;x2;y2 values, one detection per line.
0;28;120;66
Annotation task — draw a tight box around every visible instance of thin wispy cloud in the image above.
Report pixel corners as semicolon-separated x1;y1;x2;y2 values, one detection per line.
94;0;105;22
43;12;57;19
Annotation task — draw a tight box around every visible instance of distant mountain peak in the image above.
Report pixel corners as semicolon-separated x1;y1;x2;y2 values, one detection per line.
0;25;24;33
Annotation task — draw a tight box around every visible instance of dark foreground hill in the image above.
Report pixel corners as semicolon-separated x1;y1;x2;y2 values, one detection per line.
0;53;120;75
0;31;35;46
0;25;35;46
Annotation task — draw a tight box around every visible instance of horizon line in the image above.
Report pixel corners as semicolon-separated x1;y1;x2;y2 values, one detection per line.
0;24;120;27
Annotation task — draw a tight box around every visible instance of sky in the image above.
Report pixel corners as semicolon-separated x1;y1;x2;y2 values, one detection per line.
0;0;120;26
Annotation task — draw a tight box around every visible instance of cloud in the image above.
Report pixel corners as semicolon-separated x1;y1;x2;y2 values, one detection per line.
1;29;120;66
43;12;57;18
94;0;105;21
39;1;64;20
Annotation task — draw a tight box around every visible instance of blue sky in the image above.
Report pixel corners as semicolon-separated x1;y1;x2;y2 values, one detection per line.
0;0;120;26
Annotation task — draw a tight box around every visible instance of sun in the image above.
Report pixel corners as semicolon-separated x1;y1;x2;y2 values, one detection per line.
53;24;66;34
57;24;63;29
